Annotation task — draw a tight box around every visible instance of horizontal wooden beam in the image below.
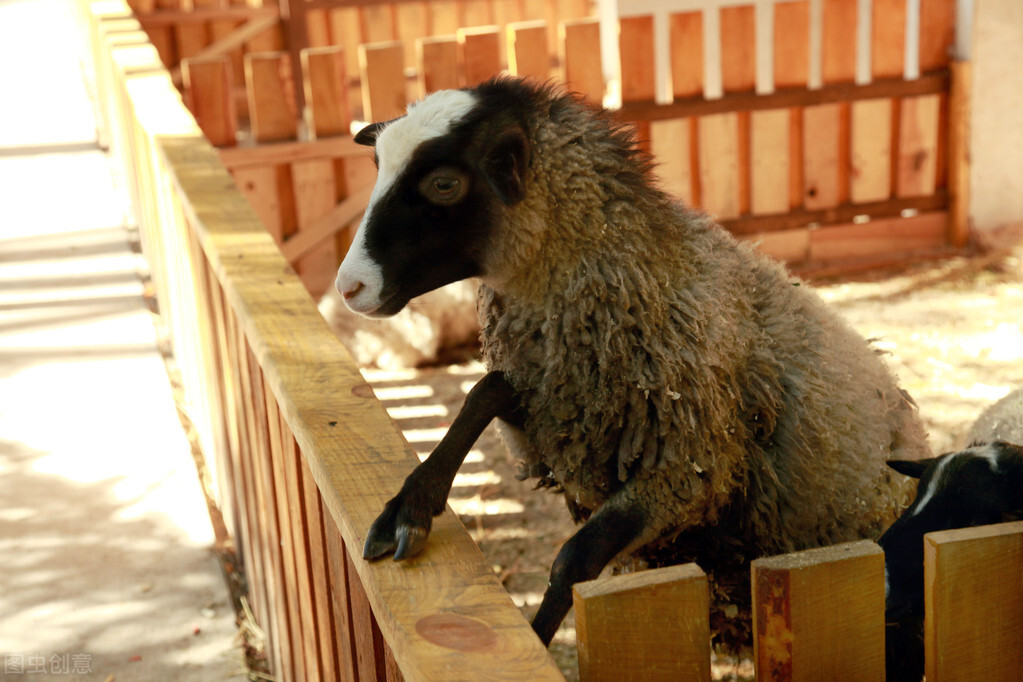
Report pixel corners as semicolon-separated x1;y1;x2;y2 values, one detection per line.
620;71;950;122
218;135;367;170
723;191;949;235
135;6;279;27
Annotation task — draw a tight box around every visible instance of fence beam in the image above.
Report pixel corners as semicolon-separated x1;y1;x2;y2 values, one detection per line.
924;520;1023;681
574;563;710;682
752;540;885;682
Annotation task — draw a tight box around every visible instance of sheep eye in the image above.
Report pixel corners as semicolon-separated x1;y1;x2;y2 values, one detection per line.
420;169;467;206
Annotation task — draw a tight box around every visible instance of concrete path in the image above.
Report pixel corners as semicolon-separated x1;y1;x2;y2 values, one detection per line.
0;1;245;679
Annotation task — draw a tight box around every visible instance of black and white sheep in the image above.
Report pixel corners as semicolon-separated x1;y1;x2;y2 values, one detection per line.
879;439;1023;681
335;77;931;648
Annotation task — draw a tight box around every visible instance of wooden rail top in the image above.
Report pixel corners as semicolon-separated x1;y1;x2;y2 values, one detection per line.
92;1;563;677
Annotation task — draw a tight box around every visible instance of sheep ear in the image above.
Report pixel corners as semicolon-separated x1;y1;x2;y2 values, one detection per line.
887;458;935;479
481;126;530;205
354;119;395;146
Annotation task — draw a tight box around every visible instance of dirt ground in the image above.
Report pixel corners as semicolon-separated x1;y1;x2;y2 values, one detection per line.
360;238;1023;681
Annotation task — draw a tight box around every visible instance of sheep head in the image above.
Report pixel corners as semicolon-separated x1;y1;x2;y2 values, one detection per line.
335;82;532;318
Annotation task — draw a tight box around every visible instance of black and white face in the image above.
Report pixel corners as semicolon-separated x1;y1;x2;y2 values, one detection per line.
879;442;1023;621
335;86;531;318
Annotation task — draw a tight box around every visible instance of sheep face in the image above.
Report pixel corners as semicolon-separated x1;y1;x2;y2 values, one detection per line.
336;86;531;318
879;441;1023;621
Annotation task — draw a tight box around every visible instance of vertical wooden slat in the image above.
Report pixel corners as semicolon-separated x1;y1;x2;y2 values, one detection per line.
803;0;855;210
346;552;386;682
323;501;359;681
947;59;971;247
361;4;396;44
574;564;711;682
619;15;655;104
750;108;790;214
507;20;549;81
850;98;892;203
718;4;755;217
919;0;956;72
305;8;332;48
302;46;350;139
458;26;502;87
896;94;940;198
651;118;694;205
669;11;703;99
418;36;461;96
359;41;407;122
560;17;603;103
460;0;494;27
329;7;362;90
698;114;741;219
264;386;308;682
872;0;906;79
291;159;339;298
924;522;1023;682
182;56;238;147
246;51;298;143
396;3;430;71
753;541;885;682
278;413;326;682
429;0;460;35
774;0;808;212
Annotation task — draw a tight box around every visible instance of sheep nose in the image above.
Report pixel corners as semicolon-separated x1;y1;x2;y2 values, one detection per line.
341;280;364;300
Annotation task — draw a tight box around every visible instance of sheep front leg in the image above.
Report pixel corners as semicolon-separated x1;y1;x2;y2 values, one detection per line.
363;370;522;561
531;499;648;646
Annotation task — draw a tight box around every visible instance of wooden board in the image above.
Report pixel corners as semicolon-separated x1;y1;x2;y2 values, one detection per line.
458;26;501;87
650;118;694;205
750;108;790;215
752;541;885;682
872;0;906;79
619;15;655;103
359;41;407;123
919;0;956;72
560;17;602;102
182;56;237;147
802;103;842;209
246;51;297;143
418;36;461;96
302;46;349;139
291;159;339;298
774;1;808;210
574;564;710;682
850;98;892;203
896;94;940;198
698;113;741;220
925;521;1023;682
507;20;548;82
808;211;948;264
670;11;703;99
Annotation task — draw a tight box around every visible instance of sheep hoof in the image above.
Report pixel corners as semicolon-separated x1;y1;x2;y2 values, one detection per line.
362;493;434;561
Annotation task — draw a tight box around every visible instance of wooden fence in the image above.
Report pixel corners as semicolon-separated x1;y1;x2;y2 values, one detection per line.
574;524;1023;682
82;3;565;680
81;1;1003;680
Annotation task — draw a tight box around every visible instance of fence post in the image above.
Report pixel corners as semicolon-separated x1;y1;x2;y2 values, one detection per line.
752;540;885;682
924;520;1023;681
573;563;711;682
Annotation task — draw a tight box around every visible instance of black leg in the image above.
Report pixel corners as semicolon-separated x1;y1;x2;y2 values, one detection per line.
531;503;646;646
363;371;521;561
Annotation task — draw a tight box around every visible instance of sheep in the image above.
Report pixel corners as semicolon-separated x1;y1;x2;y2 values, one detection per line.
335;77;931;649
879;440;1023;681
967;386;1023;445
318;279;480;369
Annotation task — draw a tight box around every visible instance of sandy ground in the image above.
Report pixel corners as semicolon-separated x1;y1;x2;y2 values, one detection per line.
0;2;244;679
361;241;1023;681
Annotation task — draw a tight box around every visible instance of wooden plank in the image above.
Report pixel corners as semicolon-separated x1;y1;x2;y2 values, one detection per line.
801;103;841;209
232;166;285;241
170;14;282;83
458;26;502;87
182;56;238;147
323;496;359;681
361;4;396;43
919;0;956;72
418;36;461;95
560;17;603;103
947;60;970;247
347;551;386;682
896;94;940;198
808;211;948;264
850;98;892;203
219;136;365;171
924;521;1023;682
720;5;755;94
821;0;857;85
574;564;711;682
291;159;340;298
395;3;429;71
264;385;309;682
329;7;362;91
281;185;373;264
278;412;325;682
872;0;906;80
619;15;655;103
669;11;703;99
302;46;350;139
429;0;460;35
698;113;740;219
507;20;549;82
246;51;298;143
774;1;808;211
305;8;332;48
359;41;407;122
740;228;809;265
750;108;790;214
752;541;885;682
650;119;694;206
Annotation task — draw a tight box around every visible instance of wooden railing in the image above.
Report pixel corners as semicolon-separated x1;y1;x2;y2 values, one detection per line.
81;3;565;680
574;523;1023;681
